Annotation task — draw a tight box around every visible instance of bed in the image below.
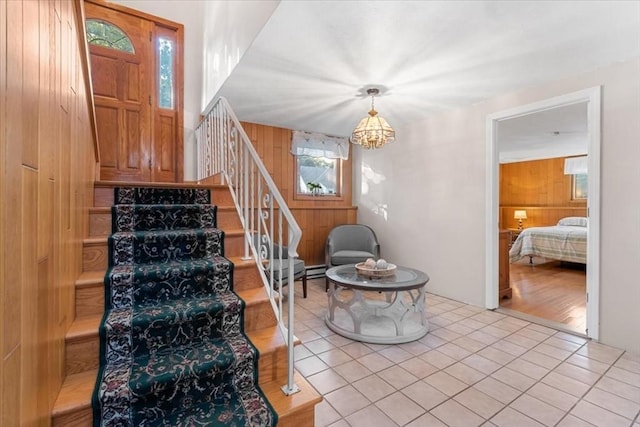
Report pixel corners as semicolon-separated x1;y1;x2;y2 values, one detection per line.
509;217;588;264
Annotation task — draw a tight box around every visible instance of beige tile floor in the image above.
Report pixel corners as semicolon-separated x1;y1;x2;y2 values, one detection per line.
287;279;640;427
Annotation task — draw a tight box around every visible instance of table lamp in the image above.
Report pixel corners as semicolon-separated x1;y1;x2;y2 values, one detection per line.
514;210;527;230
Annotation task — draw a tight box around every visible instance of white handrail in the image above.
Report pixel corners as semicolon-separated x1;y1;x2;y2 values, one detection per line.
196;97;301;396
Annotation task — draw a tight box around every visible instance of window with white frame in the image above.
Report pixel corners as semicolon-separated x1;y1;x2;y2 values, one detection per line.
291;131;348;198
564;156;588;200
296;155;340;196
572;174;588;200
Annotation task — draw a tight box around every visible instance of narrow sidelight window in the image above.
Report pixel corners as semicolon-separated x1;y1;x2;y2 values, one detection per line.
158;36;174;109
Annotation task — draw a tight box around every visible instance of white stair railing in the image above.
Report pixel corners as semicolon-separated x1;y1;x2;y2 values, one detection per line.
196;97;301;396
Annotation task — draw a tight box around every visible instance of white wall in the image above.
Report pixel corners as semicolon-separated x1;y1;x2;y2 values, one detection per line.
202;0;280;110
355;58;640;353
109;1;278;180
111;0;205;180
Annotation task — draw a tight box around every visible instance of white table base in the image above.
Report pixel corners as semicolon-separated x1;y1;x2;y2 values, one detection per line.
325;284;429;344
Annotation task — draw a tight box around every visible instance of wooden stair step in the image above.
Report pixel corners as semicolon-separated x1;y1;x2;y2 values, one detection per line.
94;181;232;207
82;237;108;272
220;229;245;258
65;323;291;381
75;258;263;319
89;206;240;238
76;270;105;286
65;294;284;376
229;256;264;292
56;326;306;425
65;315;101;376
82;230;246;271
262;372;322;427
216;205;242;229
52;369;320;427
89;207;111;237
75;271;105;318
52;369;96;426
237;287;278;331
247;326;300;385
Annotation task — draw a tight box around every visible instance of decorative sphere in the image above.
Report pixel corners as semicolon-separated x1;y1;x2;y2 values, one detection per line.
364;258;376;268
376;259;388;269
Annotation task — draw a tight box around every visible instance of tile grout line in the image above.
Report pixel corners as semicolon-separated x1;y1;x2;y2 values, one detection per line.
549;349;635;427
292;284;637;427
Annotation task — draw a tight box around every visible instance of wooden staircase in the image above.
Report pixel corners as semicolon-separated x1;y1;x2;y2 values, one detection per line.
52;181;321;426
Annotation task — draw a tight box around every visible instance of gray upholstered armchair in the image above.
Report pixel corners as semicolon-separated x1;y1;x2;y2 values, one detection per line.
253;234;308;298
325;224;380;290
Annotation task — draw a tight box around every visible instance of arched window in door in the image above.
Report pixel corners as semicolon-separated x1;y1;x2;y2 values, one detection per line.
86;19;135;53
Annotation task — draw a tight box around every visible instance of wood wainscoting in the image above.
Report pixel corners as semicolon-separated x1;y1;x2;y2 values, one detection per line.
241;122;358;266
292;207;358;265
500;206;587;230
500;157;587;229
0;0;97;424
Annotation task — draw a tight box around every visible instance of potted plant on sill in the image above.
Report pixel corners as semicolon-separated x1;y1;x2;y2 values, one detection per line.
306;182;323;196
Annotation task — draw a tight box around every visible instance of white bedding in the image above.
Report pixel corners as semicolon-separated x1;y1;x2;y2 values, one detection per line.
509;225;587;264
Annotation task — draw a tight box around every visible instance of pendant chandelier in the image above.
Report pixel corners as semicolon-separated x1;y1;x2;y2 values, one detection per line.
350;88;395;149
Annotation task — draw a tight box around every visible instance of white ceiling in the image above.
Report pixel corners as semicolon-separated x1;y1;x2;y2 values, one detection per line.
498;102;588;163
218;1;640;140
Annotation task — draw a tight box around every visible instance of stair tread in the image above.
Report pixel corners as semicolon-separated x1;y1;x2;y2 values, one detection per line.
236;287;270;306
111;227;221;237
84;236;106;245
52;369;97;415
89;206;110;213
76;270;105;287
228;256;257;268
262;371;322;420
222;228;244;236
126;336;256;397
86;229;245;242
67;315;101;340
247;325;301;354
96;181;226;189
52;369;320;421
67;301;287;352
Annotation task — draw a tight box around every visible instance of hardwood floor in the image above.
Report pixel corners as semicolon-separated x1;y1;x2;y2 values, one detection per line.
500;256;586;334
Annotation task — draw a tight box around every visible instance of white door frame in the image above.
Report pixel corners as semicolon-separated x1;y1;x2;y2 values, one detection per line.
485;87;601;340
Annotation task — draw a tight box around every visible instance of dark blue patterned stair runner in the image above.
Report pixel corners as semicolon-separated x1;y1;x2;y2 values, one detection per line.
92;187;277;426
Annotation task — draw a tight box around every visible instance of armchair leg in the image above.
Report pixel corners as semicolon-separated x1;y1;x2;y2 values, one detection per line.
302;272;308;298
325;277;329;292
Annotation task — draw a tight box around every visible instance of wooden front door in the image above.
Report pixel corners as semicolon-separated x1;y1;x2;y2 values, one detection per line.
85;1;183;182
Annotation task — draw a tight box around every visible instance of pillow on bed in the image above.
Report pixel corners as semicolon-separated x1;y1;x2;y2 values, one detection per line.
557;217;588;227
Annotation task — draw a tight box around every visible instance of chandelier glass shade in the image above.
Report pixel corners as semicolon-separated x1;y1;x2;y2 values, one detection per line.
351;88;395;149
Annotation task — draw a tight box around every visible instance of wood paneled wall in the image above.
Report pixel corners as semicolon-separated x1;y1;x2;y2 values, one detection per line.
241;122;358;265
500;157;587;228
0;1;97;424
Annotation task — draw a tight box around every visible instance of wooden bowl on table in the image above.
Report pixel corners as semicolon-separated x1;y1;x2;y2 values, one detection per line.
355;262;397;279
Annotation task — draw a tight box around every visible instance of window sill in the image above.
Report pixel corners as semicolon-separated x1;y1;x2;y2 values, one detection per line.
294;193;344;202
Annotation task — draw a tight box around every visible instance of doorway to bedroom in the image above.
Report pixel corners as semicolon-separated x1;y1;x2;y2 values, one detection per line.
485;88;601;339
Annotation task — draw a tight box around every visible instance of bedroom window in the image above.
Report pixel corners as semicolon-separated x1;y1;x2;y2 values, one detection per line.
572;174;588;199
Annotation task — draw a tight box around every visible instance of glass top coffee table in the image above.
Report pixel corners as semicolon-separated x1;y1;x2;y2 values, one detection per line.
325;264;430;344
